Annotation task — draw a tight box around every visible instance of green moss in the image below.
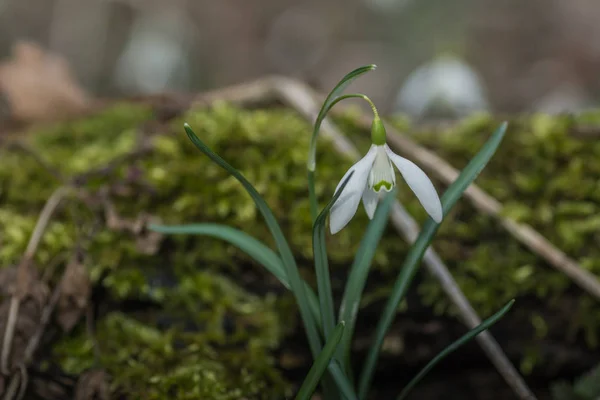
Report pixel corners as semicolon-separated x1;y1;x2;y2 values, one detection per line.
54;270;291;399
2;99;600;394
383;111;600;354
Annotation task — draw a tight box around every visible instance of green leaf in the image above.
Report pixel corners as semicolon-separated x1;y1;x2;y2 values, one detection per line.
336;189;396;375
148;223;322;332
183;124;323;359
295;322;346;400
397;299;515;400
357;122;508;399
149;223;287;284
573;363;600;399
313;171;355;339
328;361;359;400
307;65;376;223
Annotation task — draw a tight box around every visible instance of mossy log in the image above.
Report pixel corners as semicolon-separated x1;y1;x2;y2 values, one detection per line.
0;93;599;399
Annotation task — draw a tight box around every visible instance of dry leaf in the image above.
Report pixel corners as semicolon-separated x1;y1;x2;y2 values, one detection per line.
0;40;90;123
104;201;163;255
56;256;91;332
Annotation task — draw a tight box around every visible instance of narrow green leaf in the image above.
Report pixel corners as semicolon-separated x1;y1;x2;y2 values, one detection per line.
397;299;515;400
336;189;396;375
313;171;355;339
358;122;508;399
307;65;376;224
295;322;346;400
148;222;323;331
183;124;323;359
328;361;359;400
149;223;287;284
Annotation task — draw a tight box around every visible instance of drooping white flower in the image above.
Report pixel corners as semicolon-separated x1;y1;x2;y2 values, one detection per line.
330;117;443;234
395;55;489;118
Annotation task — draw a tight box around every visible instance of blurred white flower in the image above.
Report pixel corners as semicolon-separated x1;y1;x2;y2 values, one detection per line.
363;0;413;13
395;55;489;117
114;10;191;93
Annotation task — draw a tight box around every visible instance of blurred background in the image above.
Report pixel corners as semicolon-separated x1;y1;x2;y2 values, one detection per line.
1;0;600;119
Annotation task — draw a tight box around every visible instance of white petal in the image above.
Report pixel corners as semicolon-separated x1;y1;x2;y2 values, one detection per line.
330;146;377;234
362;189;378;219
384;144;443;223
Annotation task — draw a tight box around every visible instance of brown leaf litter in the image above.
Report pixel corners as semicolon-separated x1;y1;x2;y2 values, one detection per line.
0;41;90;124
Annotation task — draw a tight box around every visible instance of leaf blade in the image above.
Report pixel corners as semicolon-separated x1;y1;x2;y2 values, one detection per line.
357;122;508;399
149;223;287;284
148;222;323;331
313;171;355;339
295;322;346;400
183;124;323;358
397;299;515;400
336;189;396;375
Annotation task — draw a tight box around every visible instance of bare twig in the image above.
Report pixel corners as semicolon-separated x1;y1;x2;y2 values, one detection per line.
1;187;68;375
1;365;27;400
193;77;277;108
1;368;20;400
23;284;62;363
0;299;19;375
23;188;69;261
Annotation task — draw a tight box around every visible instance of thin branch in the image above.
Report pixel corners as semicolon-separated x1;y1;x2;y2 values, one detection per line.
191;77;278;108
1;367;21;400
15;365;27;400
23;284;62;363
23;187;69;261
0;298;20;375
1;187;68;375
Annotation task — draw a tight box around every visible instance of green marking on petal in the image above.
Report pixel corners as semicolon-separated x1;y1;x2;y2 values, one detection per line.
373;180;393;192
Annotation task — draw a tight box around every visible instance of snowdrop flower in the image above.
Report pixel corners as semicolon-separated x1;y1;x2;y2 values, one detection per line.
395;55;489;118
330;115;443;234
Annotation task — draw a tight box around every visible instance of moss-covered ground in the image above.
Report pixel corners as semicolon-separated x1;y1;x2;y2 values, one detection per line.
1;99;599;397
